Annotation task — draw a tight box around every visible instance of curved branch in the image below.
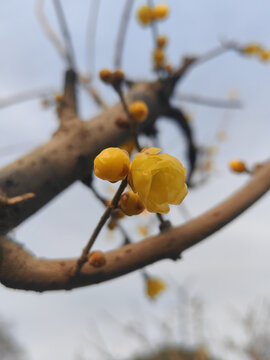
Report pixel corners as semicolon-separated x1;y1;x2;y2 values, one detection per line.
1;161;269;292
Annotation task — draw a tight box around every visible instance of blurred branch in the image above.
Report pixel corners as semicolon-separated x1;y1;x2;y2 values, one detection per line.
86;0;100;76
1;160;270;291
0;88;54;109
114;0;135;69
52;0;76;69
176;93;243;109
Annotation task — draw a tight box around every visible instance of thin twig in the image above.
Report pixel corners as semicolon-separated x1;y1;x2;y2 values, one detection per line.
73;178;127;276
0;88;54;109
176;93;243;109
147;0;159;47
86;0;100;77
52;0;76;69
114;0;135;69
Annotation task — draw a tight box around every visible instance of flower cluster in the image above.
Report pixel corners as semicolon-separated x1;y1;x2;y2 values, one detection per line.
137;4;169;26
242;43;270;62
99;69;125;85
94;147;188;214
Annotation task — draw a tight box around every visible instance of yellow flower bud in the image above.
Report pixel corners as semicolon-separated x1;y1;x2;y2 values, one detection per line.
129;148;188;214
99;69;113;83
88;250;106;268
119;190;145;216
137;5;153;25
157;36;167;48
128;101;149;122
242;43;262;55
94;147;130;182
259;50;270;62
146;277;166;298
113;69;125;83
229;159;247;173
153;48;165;67
152;4;169;20
55;93;63;102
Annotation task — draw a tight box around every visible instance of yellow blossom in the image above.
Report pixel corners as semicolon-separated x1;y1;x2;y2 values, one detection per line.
137;5;153;25
129;101;149;122
229;159;247;173
138;225;148;236
119;190;145;216
152;4;169;20
94;147;130;182
146;277;166;298
129;148;187;214
157;36;167;48
153;48;165;67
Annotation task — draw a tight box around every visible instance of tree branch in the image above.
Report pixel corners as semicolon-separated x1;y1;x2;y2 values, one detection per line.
1;161;269;292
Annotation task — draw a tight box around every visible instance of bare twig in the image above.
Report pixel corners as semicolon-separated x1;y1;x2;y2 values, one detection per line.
114;0;135;69
73;178;128;277
52;0;76;69
0;192;35;206
0;88;54;109
86;0;101;76
176;93;243;109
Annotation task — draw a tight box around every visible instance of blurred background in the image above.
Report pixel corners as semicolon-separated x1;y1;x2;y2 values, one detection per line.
1;1;270;359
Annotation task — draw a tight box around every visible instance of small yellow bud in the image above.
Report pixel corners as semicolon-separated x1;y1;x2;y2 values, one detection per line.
242;43;261;55
259;50;270;62
229;159;247;173
153;48;165;67
55;93;63;102
137;5;153;25
138;225;148;236
157;36;167;48
152;4;169;20
113;69;125;82
88;250;106;268
99;69;113;83
94;147;130;182
165;64;173;73
129;101;149;122
146;277;166;298
119;190;145;216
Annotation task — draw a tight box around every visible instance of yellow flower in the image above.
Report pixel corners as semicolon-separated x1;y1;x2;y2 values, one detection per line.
146;277;166;298
152;4;169;20
94;147;130;182
153;48;165;67
137;5;153;26
157;36;167;48
129;148;188;214
229;159;247;173
129;101;149;122
119;190;145;216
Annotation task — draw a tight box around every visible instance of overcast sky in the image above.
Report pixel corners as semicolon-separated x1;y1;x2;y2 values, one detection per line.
1;1;270;359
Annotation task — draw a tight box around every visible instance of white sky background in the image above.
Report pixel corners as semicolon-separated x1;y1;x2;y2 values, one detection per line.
1;0;270;359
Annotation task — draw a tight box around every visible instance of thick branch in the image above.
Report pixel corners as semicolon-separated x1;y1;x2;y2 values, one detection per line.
0;81;164;234
1;161;269;292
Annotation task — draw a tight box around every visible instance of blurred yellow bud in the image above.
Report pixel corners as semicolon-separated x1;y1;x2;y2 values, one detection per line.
153;48;165;67
242;43;262;55
157;36;167;48
137;5;153;25
119;190;145;216
152;4;169;20
55;93;63;102
99;69;113;83
229;159;247;173
146;277;166;298
259;50;270;62
94;147;130;182
129;101;149;122
129;148;187;214
138;225;148;236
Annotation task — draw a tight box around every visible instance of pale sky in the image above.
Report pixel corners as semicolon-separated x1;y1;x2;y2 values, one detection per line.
0;1;270;359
